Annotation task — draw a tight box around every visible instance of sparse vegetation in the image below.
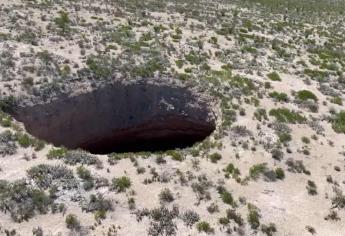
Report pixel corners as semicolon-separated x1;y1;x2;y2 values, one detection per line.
296;90;318;102
0;0;344;234
306;180;317;195
269;91;288;102
269;108;305;123
208;153;222;163
267;72;281;81
247;204;261;230
65;214;80;231
111;176;131;192
27;164;77;190
0;130;17;156
332;111;345;133
159;188;174;203
196;221;214;234
0;180;54;222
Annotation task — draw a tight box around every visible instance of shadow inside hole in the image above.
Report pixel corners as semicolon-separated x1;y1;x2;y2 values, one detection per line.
82;133;207;154
11;82;215;155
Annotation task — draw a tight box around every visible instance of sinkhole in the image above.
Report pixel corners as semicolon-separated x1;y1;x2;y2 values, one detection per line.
11;80;216;154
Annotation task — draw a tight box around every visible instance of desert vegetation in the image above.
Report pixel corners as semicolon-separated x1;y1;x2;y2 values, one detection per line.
0;0;344;235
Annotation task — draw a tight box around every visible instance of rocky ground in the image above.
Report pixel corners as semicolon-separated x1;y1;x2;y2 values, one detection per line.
0;0;345;235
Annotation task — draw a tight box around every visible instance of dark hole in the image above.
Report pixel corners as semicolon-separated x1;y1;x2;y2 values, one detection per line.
82;134;207;154
11;82;215;154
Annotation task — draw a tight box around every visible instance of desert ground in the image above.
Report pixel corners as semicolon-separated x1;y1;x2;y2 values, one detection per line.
0;0;345;235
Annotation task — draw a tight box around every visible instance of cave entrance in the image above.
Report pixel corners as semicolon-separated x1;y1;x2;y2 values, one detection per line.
11;82;215;154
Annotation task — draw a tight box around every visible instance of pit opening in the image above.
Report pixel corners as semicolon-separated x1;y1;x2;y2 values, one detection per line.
12;81;215;154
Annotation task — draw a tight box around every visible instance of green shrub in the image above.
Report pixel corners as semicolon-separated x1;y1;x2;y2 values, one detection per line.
47;148;67;159
65;214;80;230
111;176;131;192
217;186;236;206
254;108;268;121
286;158;310;175
108;152;136;162
63;150;100;165
267;72;281;81
141;206;179;234
15;133;44;150
264;82;271;89
16;133;33;148
206;203;219;214
131;58;165;78
241;45;257;53
201;63;211;71
271;148;284;161
269;91;288;102
331;187;345;210
196;221;214;234
0;95;17;112
166;150;184;161
0;117;11;127
275;168;285;180
159;188;174;203
269;108;305;123
0;113;12;127
184;67;193;73
247;204;261;230
76;166;92;180
27;164;77;190
332;111;345;133
301;136;310;144
278;132;292;143
171;34;182;41
48;149;99;166
55;11;71;35
209;153;222;163
227;75;255;95
306;180;317;195
32;139;45;151
81;194;113;213
82;179;94;191
181;210;200;227
221;190;234;206
296;90;318;101
223;163;240;178
226;209;244;226
261;223;277;236
178;73;190;81
330;96;343;105
153;24;167;33
185;51;204;65
218;217;229;225
249;163;268;180
0;130;17;156
86;55;112;78
94;209;107;221
0;180;53;222
175;59;184;68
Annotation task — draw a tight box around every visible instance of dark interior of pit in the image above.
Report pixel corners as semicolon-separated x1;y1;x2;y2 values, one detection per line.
85;134;209;154
11;82;215;154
